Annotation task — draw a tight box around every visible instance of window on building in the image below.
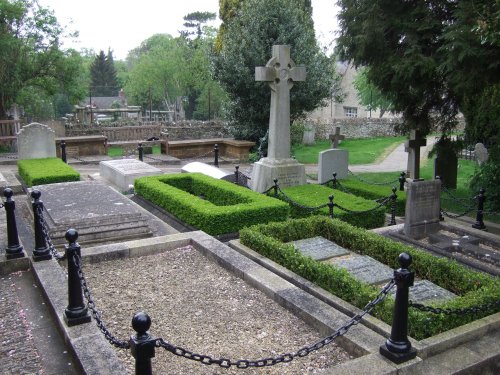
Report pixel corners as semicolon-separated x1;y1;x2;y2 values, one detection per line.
343;106;358;118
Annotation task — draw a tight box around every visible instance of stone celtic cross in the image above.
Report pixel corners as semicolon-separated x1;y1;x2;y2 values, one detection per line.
329;127;345;148
404;130;427;180
255;45;306;159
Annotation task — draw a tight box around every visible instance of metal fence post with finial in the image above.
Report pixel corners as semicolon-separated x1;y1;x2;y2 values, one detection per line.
213;144;219;167
273;179;279;198
388;187;397;226
130;312;156;375
472;187;486;230
138;143;143;162
380;252;417;364
60;140;67;163
328;195;334;218
31;190;51;261
3;188;24;259
64;229;91;326
399;172;406;191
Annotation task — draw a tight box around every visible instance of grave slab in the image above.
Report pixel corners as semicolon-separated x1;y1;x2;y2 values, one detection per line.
289;236;350;260
318;149;348;183
327;255;394;285
181;161;232;179
33;181;173;245
391;280;456;304
0;171;23;195
99;159;162;191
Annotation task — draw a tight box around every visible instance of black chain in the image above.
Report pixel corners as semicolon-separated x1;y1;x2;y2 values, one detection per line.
0;153;18;160
334;196;391;215
277;187;329;211
440;207;475;219
348;169;399;186
72;253;130;349
35;205;66;261
441;186;476;204
155;280;395;368
179;149;215;162
409;299;500;316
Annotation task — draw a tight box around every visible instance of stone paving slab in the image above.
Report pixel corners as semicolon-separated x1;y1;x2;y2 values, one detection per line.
327;255;394;285
290;236;350;260
0;171;23;195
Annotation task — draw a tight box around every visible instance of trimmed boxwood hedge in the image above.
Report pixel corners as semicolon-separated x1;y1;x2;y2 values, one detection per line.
334;178;407;216
240;216;500;340
134;173;289;235
18;158;80;187
277;184;386;229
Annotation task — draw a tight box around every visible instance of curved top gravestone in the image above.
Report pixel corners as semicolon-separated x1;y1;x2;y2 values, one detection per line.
17;122;56;160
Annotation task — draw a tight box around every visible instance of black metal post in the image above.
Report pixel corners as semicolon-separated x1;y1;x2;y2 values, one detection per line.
380;253;417;364
214;144;219;167
4;188;24;259
64;229;91;326
130;312;156;375
273;179;279;198
138;143;143;162
31;190;51;261
332;173;337;189
472;187;486;230
388;187;397;226
235;165;239;185
436;176;444;221
399;172;406;191
328;195;334;218
60;140;67;163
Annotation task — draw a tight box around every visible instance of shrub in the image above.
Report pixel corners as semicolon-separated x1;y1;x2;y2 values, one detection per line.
135;173;289;235
240;216;500;340
276;184;386;229
18;158;80;187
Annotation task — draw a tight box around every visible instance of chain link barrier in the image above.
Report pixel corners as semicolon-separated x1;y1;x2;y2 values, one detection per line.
334;196;391;215
348;169;400;186
276;186;330;212
35;205;66;261
178;148;215;163
409;299;500;316
72;253;131;349
155;280;395;368
440;207;476;219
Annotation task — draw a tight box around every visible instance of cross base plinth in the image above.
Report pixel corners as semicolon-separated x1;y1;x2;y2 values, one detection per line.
251;158;306;193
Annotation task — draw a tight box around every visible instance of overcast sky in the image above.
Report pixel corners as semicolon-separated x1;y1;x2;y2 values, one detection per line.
37;0;339;60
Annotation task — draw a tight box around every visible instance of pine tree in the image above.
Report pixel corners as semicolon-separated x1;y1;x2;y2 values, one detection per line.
90;50;118;96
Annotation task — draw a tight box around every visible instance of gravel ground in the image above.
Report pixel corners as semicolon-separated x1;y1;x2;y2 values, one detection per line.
0;271;44;375
81;246;353;374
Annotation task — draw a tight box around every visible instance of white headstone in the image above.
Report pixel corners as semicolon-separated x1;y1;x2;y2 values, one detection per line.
318;149;349;183
251;45;307;192
17;123;56;160
474;143;488;165
100;159;162;191
181;162;232;179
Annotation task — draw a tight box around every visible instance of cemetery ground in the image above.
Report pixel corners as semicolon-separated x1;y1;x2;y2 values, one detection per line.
0;139;499;374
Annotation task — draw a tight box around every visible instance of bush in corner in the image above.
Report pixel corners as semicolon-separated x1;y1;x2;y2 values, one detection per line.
18;158;80;187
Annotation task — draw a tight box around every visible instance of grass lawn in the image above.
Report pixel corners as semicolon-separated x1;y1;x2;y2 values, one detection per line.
107;145;161;157
292;136;406;164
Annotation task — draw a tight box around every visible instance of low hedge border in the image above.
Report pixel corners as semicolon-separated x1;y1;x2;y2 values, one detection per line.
332;178;407;216
18;158;80;187
239;216;500;340
277;184;386;229
134;173;289;236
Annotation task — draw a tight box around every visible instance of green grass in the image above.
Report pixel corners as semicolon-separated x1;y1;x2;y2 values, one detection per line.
107;145;161;157
292;136;406;164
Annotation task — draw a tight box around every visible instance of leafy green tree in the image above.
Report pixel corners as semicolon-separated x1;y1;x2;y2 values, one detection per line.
353;68;393;118
0;0;83;119
90;50;119;96
182;11;216;39
212;0;337;141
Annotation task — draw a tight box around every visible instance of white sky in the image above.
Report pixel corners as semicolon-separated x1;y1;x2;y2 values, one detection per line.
37;0;339;60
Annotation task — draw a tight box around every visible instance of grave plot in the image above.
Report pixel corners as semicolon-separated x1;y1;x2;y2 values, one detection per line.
237;216;500;340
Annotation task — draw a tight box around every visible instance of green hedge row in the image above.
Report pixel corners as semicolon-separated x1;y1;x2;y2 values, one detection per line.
240;216;500;340
134;173;289;236
334;178;407;216
277;184;386;229
18;158;80;187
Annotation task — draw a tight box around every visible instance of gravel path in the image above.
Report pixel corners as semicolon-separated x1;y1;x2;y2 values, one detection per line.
81;246;352;374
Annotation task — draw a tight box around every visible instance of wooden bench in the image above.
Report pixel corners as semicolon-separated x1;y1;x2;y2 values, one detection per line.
161;138;255;161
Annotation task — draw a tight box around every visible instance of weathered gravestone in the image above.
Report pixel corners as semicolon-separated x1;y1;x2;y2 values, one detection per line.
434;150;458;189
17;123;56;160
302;125;315;145
318;127;348;183
32;181;174;245
100;159;162;191
251;45;307;192
404;179;441;239
474;143;489;165
404;130;427;180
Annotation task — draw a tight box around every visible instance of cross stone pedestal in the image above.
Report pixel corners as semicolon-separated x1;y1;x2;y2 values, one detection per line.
251;45;307;192
404;130;427;180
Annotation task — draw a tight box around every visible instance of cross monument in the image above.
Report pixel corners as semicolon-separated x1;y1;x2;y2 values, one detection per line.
404;130;427;180
329;127;345;149
251;45;307;192
255;45;306;159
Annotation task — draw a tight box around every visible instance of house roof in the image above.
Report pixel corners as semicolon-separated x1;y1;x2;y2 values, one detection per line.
80;96;126;109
